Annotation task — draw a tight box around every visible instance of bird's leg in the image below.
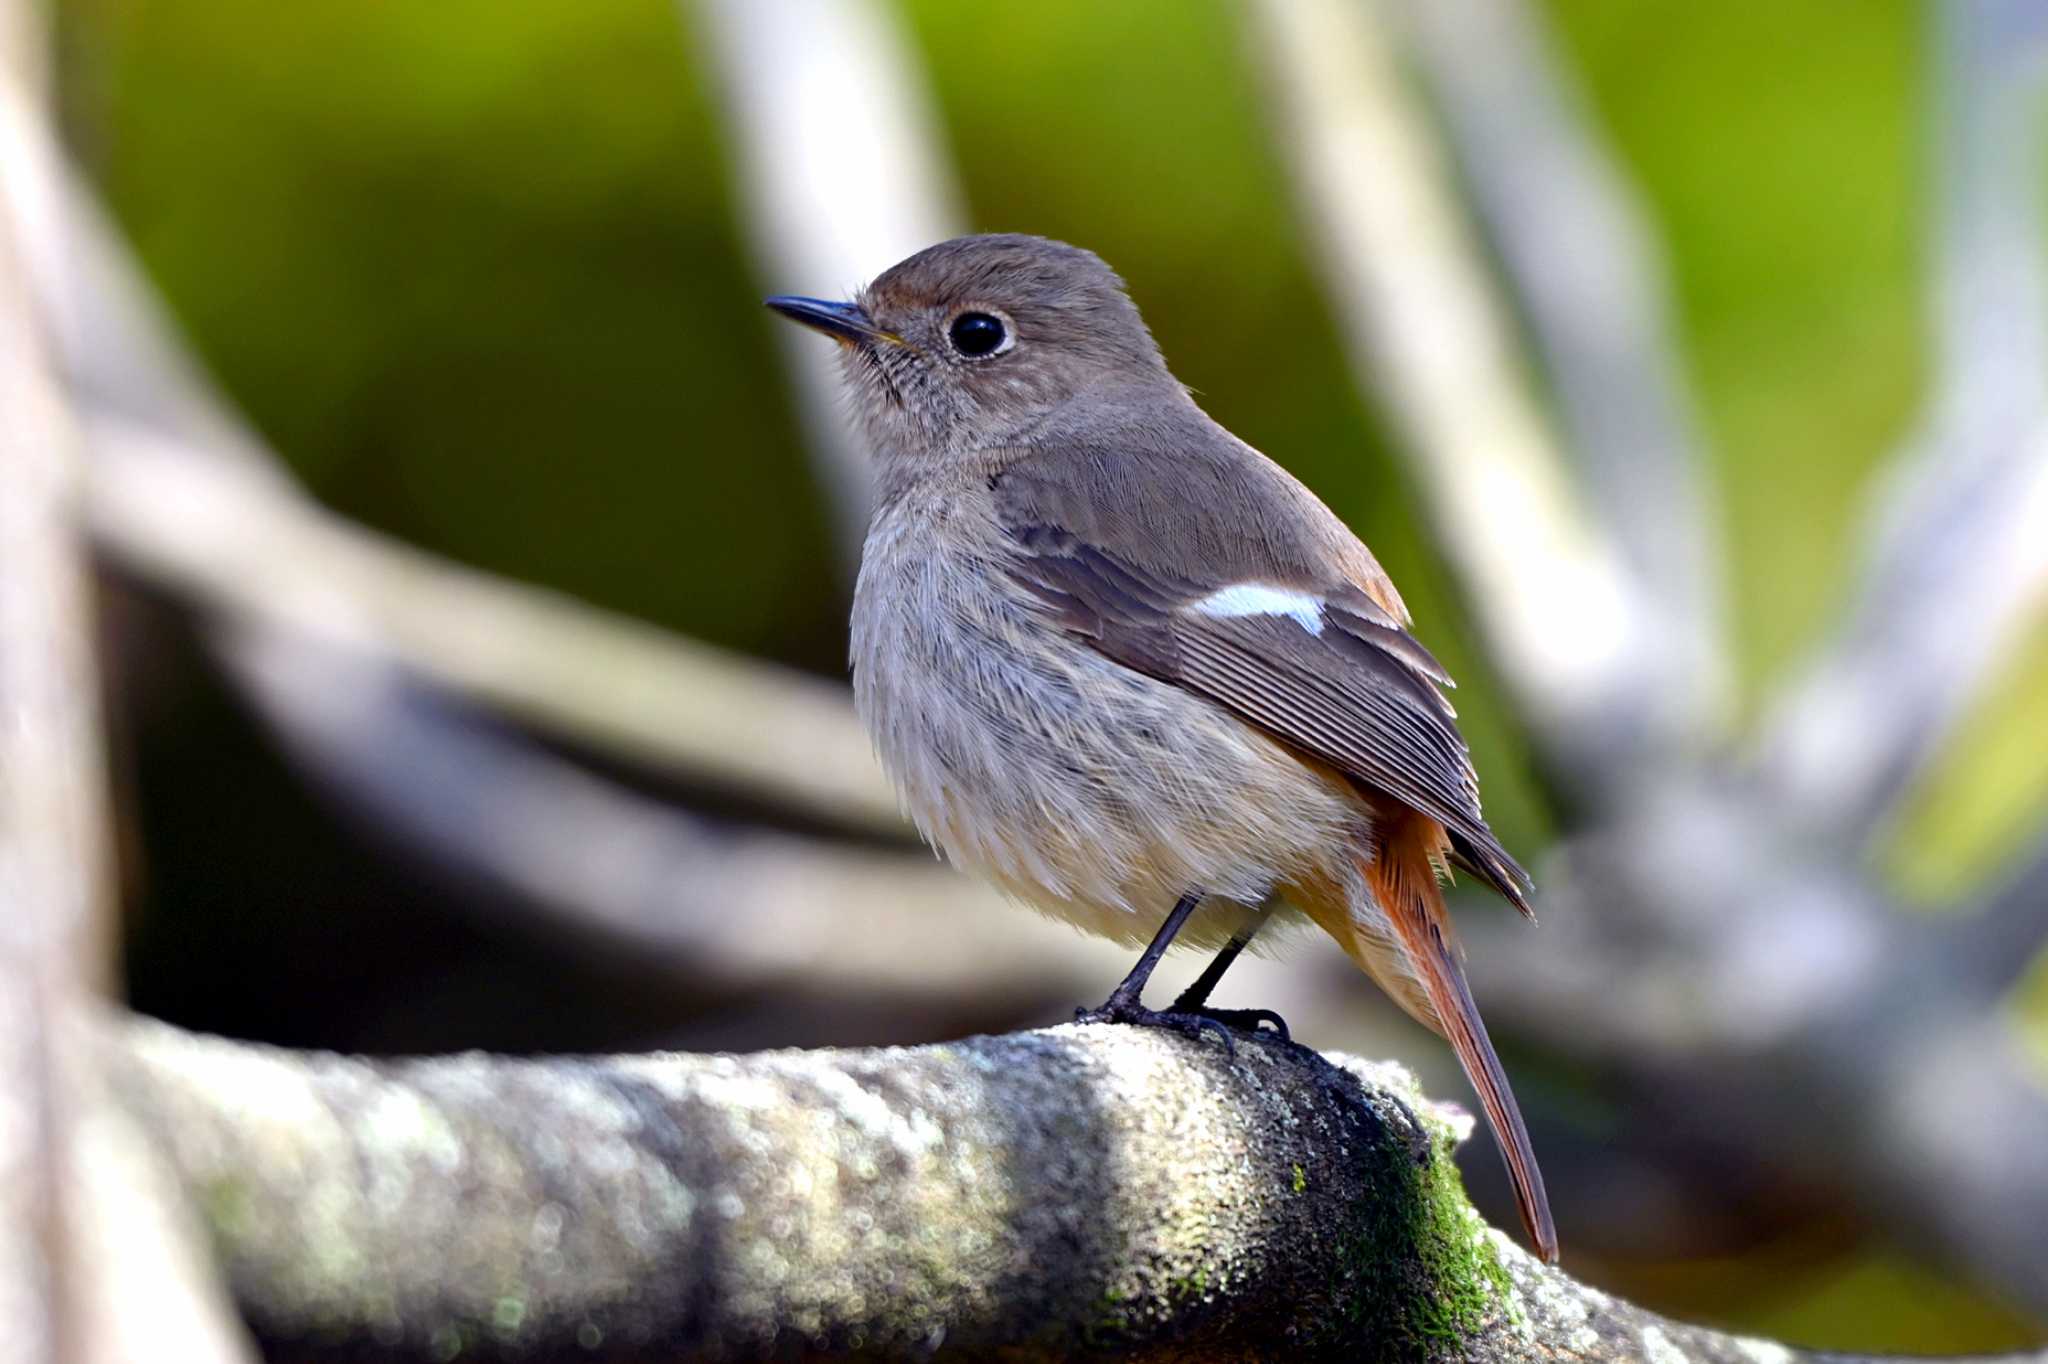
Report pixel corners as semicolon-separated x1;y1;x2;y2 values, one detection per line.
1081;891;1203;1017
1169;923;1289;1041
1075;892;1243;1054
1170;931;1249;1008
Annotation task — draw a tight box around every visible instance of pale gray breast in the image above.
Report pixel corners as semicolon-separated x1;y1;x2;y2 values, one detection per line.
849;481;1364;925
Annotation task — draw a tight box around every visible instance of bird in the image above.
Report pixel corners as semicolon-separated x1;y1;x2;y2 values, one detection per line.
767;233;1556;1263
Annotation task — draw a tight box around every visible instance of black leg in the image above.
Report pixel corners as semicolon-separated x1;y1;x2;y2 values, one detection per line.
1095;891;1205;1014
1171;931;1252;1011
1169;923;1290;1042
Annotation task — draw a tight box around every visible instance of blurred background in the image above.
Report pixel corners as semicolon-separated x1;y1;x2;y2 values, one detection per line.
28;0;2048;1353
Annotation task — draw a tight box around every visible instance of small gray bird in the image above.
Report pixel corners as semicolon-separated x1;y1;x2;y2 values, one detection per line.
768;233;1556;1262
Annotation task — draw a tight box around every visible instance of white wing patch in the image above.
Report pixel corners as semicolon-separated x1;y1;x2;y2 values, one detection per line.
1187;583;1325;636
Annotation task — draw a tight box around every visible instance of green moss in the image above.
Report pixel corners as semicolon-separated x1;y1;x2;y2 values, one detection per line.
1292;1163;1308;1194
1404;1143;1514;1343
1318;1104;1512;1360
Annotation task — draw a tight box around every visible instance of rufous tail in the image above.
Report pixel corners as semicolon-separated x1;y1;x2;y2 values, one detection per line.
1316;816;1559;1263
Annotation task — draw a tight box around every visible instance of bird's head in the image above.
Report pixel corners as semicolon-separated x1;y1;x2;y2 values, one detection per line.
768;233;1174;467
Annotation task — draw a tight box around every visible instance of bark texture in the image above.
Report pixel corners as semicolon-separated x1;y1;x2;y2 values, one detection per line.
108;1017;1941;1363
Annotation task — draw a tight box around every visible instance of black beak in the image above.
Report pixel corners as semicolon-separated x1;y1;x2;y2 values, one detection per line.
765;295;892;346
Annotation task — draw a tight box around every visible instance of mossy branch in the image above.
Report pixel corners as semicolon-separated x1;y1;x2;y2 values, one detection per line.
105;1016;1952;1363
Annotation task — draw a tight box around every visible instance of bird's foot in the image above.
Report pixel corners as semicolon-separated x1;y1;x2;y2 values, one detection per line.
1081;995;1286;1056
1075;994;1239;1057
1172;1005;1290;1044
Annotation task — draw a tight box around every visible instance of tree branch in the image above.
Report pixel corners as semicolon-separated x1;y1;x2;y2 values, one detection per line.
0;64;84;1362
213;624;1117;999
0;9;250;1357
107;1015;1932;1363
1948;829;2048;998
85;414;905;839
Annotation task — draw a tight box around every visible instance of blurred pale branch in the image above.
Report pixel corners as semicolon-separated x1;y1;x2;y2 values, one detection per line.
86;414;905;838
108;1014;1976;1364
0;91;94;1364
0;9;250;1359
221;625;1117;999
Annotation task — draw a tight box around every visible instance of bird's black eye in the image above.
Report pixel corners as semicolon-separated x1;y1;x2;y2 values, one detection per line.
948;311;1007;357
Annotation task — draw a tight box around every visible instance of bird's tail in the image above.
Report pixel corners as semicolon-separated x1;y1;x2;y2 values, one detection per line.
1299;815;1558;1263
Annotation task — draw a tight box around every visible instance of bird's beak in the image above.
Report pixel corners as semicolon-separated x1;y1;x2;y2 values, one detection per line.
764;295;899;347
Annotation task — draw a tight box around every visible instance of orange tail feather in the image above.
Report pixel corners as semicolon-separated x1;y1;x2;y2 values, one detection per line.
1356;818;1558;1263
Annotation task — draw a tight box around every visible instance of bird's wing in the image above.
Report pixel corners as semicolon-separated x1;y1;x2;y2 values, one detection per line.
989;412;1533;914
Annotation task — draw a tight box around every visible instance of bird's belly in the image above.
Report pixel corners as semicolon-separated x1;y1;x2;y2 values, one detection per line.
851;532;1366;947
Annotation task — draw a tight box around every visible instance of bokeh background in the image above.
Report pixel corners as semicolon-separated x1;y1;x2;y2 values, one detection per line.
42;0;2048;1352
